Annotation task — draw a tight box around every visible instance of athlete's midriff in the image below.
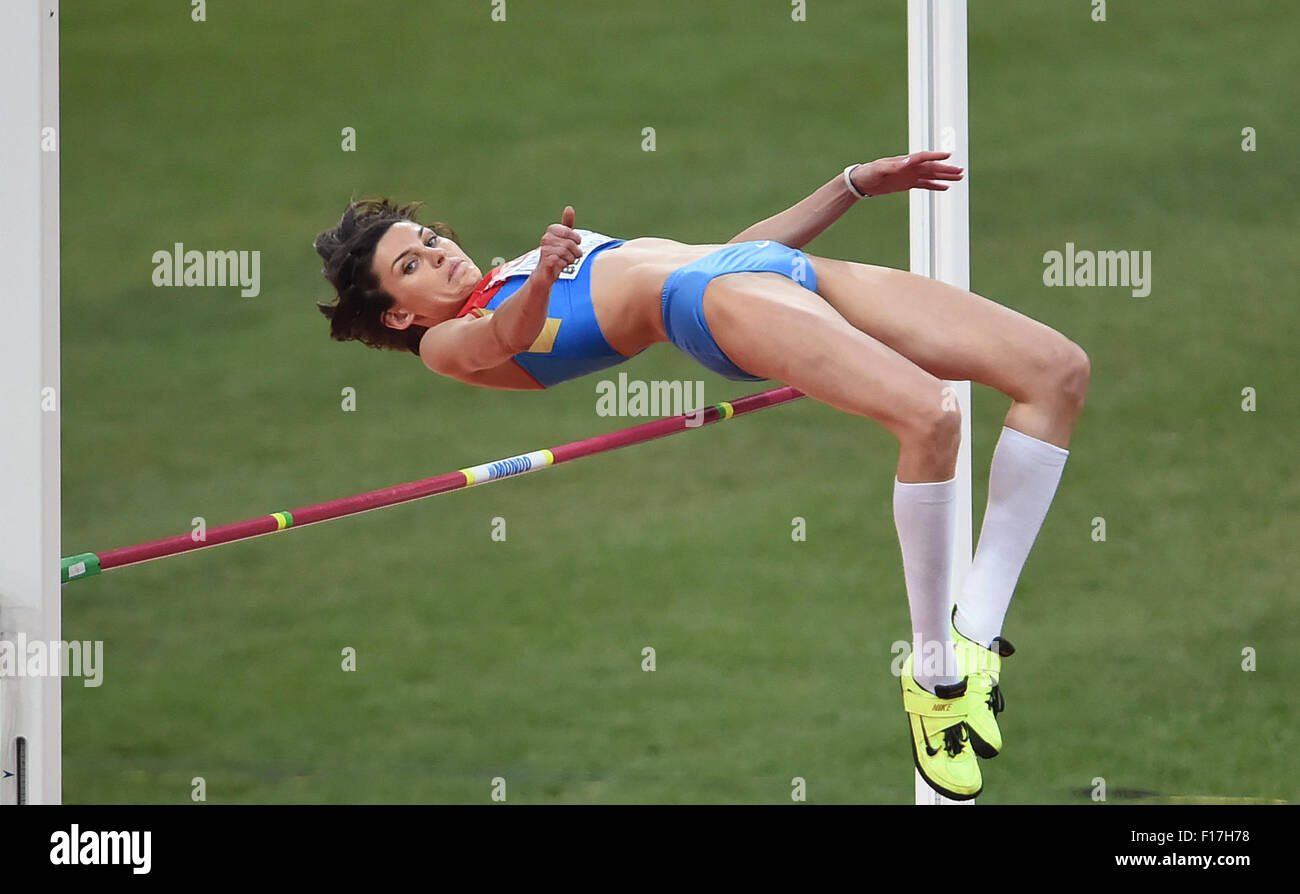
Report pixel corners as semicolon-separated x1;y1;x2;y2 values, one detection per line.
587;238;731;357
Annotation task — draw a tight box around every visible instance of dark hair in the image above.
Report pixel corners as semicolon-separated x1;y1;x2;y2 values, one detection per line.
314;199;460;355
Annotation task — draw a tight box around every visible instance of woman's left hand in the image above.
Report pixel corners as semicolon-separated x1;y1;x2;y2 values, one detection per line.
851;151;964;196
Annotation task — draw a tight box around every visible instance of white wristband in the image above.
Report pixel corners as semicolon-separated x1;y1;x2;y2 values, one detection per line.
843;164;870;199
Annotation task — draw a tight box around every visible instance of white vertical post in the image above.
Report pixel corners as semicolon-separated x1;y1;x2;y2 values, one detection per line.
0;0;62;805
908;0;973;806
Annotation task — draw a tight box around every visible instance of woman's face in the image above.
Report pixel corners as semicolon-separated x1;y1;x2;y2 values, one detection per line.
371;221;482;330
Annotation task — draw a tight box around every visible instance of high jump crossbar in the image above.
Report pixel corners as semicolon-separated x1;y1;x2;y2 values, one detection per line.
61;387;805;583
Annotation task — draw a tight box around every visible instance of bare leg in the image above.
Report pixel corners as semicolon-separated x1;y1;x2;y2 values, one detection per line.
805;257;1089;445
701;271;964;691
699;271;960;481
804;257;1087;647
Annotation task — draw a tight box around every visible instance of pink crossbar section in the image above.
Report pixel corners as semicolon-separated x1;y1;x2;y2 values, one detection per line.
88;386;804;573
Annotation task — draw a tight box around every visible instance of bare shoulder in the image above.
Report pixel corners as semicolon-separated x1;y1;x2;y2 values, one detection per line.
417;326;543;391
416;317;475;374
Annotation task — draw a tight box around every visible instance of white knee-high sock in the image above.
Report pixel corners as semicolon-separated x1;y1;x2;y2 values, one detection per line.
954;426;1069;648
893;476;959;692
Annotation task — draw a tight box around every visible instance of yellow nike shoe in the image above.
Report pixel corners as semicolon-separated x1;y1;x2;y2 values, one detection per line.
900;652;981;800
952;609;1015;759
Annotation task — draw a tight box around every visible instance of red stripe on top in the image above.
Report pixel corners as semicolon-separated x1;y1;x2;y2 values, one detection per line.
456;269;505;318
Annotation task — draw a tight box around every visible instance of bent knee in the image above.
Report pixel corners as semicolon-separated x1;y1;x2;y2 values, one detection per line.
1055;341;1091;413
1024;336;1090;414
897;389;962;456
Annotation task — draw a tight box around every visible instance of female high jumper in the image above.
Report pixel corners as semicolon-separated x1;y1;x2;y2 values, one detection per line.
314;152;1089;800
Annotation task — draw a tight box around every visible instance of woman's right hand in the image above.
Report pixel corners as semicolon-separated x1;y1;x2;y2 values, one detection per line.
533;206;583;283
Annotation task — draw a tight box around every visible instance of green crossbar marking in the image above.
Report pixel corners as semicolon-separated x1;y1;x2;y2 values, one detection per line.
61;553;102;583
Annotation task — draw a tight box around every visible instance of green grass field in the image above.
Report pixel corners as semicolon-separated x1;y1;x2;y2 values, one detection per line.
58;0;1298;803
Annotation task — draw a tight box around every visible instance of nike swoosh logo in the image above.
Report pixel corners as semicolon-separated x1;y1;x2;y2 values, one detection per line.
920;716;940;757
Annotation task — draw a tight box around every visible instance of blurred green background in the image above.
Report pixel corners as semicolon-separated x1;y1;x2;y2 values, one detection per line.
59;0;1297;803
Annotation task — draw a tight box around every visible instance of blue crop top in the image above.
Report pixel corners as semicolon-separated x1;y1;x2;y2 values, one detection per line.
455;231;642;388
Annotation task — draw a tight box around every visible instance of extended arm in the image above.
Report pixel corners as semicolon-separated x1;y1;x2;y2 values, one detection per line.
728;152;964;248
421;207;582;378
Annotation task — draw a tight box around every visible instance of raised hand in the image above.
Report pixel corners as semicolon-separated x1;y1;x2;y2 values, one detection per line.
535;205;582;282
851;151;964;196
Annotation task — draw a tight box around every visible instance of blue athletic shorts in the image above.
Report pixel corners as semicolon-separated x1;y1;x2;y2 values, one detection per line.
660;240;819;381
